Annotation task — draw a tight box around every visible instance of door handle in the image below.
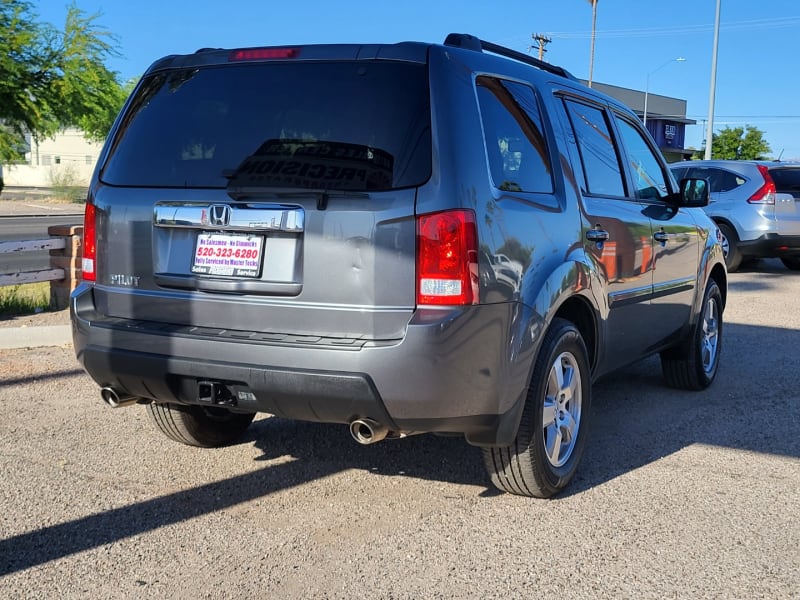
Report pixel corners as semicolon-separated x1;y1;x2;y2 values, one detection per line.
586;226;609;242
653;229;669;244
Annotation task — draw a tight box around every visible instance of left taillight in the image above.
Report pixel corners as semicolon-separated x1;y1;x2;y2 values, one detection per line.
82;203;96;282
748;165;777;205
417;209;479;306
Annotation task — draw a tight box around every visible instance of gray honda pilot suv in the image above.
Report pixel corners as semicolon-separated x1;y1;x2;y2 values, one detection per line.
71;34;727;498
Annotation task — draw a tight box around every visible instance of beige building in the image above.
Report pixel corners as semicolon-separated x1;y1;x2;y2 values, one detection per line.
1;128;102;187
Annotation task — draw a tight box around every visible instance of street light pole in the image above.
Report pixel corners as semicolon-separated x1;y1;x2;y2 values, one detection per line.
643;57;686;128
587;0;597;87
704;0;722;159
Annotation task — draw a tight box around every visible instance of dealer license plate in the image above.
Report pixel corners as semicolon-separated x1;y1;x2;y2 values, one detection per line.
192;233;264;278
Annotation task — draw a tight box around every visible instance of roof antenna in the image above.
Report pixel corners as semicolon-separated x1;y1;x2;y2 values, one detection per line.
776;149;784;162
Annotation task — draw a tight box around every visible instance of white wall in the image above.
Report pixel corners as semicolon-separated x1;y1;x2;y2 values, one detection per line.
1;128;103;187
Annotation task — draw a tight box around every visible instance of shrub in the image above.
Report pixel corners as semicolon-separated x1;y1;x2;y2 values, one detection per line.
0;283;50;316
48;163;87;203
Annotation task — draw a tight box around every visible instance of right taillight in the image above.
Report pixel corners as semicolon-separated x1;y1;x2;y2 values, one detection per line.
417;209;479;306
748;165;776;204
82;203;96;282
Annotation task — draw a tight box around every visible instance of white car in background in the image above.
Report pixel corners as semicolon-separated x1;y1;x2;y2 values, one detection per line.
670;160;800;271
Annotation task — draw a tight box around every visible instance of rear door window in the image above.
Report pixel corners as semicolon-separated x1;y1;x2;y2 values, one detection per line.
688;167;745;193
563;100;625;197
476;77;553;193
102;62;432;191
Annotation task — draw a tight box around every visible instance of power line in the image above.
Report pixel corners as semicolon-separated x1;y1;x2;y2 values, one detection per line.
687;115;800;119
543;15;800;40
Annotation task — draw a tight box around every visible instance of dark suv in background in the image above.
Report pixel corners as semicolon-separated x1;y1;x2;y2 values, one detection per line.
71;34;726;498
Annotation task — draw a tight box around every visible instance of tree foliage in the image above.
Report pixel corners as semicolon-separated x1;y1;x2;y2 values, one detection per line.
0;0;127;161
709;125;772;160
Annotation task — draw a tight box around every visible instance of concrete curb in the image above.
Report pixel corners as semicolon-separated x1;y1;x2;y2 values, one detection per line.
0;325;72;349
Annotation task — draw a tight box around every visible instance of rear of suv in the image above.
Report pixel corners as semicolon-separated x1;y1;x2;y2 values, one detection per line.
72;34;727;498
670;160;800;271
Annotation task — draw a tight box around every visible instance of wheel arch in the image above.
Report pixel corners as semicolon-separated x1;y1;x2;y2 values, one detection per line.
552;294;598;376
471;259;600;448
700;231;729;314
709;262;727;310
710;215;737;233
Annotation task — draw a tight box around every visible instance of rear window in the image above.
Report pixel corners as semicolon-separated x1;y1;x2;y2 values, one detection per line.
769;167;800;198
102;62;432;191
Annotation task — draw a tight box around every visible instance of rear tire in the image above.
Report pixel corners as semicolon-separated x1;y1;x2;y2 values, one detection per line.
147;403;256;448
717;223;742;272
483;318;591;498
661;279;722;390
780;256;800;271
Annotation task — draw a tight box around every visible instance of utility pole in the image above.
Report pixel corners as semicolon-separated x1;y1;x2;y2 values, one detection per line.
531;33;552;61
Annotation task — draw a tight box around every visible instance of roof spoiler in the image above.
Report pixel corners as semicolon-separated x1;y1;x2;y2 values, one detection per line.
443;33;577;82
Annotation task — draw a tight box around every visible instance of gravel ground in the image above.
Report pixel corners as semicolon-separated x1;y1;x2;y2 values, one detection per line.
0;260;798;599
0;308;70;329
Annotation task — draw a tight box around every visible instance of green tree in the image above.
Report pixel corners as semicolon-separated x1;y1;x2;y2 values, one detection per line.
0;0;127;162
708;125;772;160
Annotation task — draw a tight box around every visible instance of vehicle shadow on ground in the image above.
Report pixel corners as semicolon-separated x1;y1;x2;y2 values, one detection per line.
0;427;486;576
0;367;85;387
248;417;487;484
1;323;798;575
567;320;800;496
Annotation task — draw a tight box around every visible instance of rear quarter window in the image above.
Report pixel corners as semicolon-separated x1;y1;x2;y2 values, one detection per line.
475;76;553;194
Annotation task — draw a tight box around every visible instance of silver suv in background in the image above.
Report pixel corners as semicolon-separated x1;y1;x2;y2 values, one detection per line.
670;160;800;271
71;34;726;498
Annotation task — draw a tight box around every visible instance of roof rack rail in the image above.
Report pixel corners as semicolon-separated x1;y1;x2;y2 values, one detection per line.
443;33;577;81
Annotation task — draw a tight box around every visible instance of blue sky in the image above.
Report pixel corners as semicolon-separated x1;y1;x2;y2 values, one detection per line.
38;0;800;159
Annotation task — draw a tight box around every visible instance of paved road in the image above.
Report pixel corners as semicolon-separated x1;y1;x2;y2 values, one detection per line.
0;215;83;274
1;261;798;599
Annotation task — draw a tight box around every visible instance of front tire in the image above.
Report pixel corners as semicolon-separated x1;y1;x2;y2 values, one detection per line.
717;223;743;272
148;403;256;448
661;279;723;390
483;318;591;498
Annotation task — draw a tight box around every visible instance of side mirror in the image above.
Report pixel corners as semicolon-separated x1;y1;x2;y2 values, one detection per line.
679;177;709;207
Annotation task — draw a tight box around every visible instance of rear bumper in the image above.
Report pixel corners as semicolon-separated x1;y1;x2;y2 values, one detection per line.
71;284;536;446
738;234;800;258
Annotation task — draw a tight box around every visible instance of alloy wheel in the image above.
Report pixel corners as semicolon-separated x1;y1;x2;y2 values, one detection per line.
541;351;582;468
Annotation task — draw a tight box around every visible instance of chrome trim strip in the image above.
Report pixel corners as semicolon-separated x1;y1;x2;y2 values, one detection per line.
154;203;304;232
608;276;695;307
608;284;651;308
652;276;695;299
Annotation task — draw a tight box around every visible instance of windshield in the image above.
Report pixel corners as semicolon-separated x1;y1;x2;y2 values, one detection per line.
102;61;432;191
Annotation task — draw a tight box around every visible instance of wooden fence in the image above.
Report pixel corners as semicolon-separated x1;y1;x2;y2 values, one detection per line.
0;225;84;310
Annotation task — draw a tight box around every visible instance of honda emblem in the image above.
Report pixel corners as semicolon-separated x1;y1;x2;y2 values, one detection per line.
208;204;231;227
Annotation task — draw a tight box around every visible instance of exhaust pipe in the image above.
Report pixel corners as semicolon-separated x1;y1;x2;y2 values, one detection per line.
349;418;390;445
100;387;139;408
